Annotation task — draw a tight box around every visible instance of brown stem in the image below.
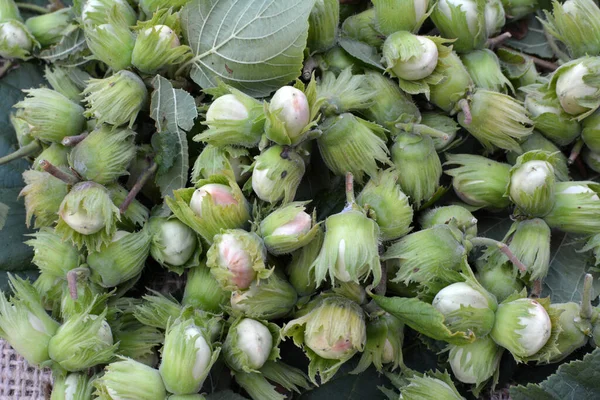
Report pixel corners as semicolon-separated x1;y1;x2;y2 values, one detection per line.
39;160;80;185
470;237;528;273
499;46;558;71
61;132;89;146
345;172;355;206
0;142;41;166
530;56;559;72
302;57;319;81
119;161;157;214
568;139;585;165
487;32;512;49
457;99;472;125
67;270;79;300
531;279;542;298
374;264;387;296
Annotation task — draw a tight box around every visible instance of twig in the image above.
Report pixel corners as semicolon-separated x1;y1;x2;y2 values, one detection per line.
499;46;558;71
16;2;49;13
38;160;80;184
119;160;157;214
531;279;542;298
345;172;355;206
487;32;512;49
61;132;88;147
530;56;559;72
470;237;528;273
0;142;41;166
67;269;79;299
302;57;319;81
568;139;585;165
580;273;594;320
457;99;472;125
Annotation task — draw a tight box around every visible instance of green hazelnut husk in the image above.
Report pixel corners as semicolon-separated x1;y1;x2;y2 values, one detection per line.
461;49;514;93
83;70;148;128
429;51;473;113
69;125;136;185
259;202;319;255
318;113;390;184
391;132;442;207
26;8;74;47
361;70;421;136
165;176;251;245
281;295;366;384
14;88;85;143
48;308;117;371
445;153;512;210
458;89;533;153
307;0;339;53
93;358;166;399
356;169;413;241
25;227;80;278
230;271;298;320
420;205;478;240
340;8;383;48
131;12;191;74
521;83;581;146
19;170;69;228
543;181;600;234
542;0;600;59
383;224;466;289
87;229;152;287
182;263;229;313
56;181;121;251
251;145;306;204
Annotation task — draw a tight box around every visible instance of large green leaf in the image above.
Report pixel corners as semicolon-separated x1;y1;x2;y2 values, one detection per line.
38;28;88;66
505;15;554;59
0;63;46;291
299;366;388;400
180;0;315;97
206;390;248;400
338;37;385;71
542;232;600;303
150;75;198;198
0;64;45;272
510;348;600;400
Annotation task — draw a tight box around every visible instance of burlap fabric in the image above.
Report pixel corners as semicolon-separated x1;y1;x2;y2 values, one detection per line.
0;339;52;399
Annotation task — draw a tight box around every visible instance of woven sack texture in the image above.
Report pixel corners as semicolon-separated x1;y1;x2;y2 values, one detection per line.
0;339;51;399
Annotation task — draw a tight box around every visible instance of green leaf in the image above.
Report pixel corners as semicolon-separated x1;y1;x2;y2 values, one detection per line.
180;0;315;97
0;64;46;276
206;391;249;400
298;366;388;400
510;348;600;400
150;75;198;198
542;232;600;303
38;28;88;65
0;202;8;230
338;37;385;71
505;15;554;59
371;295;475;345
